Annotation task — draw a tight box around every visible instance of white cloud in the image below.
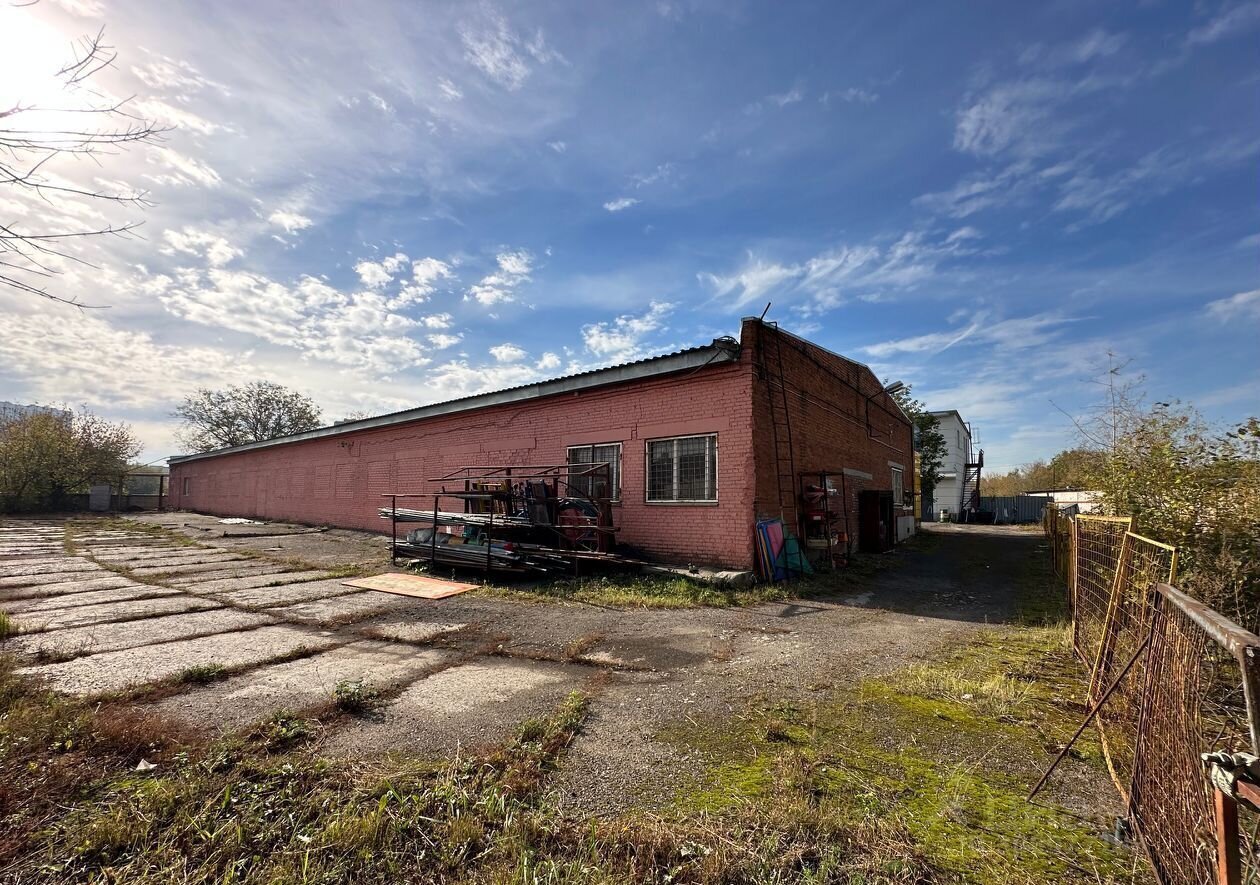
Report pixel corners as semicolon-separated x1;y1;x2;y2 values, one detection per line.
581;301;673;362
698;255;800;310
1187;2;1260;46
466;249;533;305
394;257;454;305
131;98;222;135
437;77;463;101
863;311;1075;358
603;197;640;212
268;210;313;234
536;351;561;371
631;162;675;189
428;333;463;349
459;10;561;91
821;87;878;105
0;307;256;411
151;263;433;375
355;252;410;289
131;55;228;94
146;146;222;187
420;312;454;329
953;80;1068;157
1207;289;1260;322
770;87;804;107
547;140;567;153
489;342;527;362
160;227;241;266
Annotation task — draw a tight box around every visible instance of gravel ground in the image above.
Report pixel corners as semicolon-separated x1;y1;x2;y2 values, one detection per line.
2;513;1059;815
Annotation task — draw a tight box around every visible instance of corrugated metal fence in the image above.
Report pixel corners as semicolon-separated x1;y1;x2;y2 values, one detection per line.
979;495;1046;523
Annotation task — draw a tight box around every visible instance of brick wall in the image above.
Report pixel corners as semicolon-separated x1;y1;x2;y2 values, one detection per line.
169;358;758;568
168;321;913;569
743;318;915;553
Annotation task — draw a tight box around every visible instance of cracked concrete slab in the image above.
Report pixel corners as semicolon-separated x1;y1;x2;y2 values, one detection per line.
9;608;276;658
0;560;99;579
266;591;418;624
214;580;360;608
167;564;295;584
3;585;179;614
90;549;235;565
152;640;449;733
126;558;256;577
14;595;219;631
361;620;469;643
0;568;113;589
18;624;340;695
323;659;586;757
190;570;333;595
0;575;138;601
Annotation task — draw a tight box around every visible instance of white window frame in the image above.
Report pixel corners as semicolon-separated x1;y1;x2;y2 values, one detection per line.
645;433;718;504
566;443;622;502
891;466;904;506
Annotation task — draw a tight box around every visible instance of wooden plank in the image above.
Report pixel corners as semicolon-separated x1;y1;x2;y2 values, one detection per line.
342;573;478;600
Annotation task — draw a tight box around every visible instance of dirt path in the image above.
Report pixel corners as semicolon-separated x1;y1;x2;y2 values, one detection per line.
1;516;1053;814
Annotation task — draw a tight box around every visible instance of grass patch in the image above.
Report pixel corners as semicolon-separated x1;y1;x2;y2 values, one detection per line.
662;625;1142;884
1;658;940;884
480;573;808;609
176;663;228;685
0;609;13;642
331;678;380;714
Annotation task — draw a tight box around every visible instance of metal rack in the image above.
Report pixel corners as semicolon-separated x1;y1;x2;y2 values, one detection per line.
380;462;632;576
798;468;849;568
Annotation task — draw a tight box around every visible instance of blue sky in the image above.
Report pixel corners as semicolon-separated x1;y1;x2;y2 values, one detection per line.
1;0;1256;470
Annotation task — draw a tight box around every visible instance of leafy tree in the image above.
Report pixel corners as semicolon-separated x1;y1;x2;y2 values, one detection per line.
174;382;323;453
0;408;140;511
890;385;947;512
1061;356;1260;628
983;448;1106;496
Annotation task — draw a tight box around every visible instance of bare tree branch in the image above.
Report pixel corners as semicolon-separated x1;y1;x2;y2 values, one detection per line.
1;18;167;306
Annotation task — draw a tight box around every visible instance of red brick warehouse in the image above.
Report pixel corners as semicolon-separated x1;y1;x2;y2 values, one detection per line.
168;318;916;570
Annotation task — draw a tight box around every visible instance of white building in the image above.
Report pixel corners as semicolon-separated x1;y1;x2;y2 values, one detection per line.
927;410;979;521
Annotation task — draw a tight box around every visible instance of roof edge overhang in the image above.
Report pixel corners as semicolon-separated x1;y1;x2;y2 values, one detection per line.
169;341;740;466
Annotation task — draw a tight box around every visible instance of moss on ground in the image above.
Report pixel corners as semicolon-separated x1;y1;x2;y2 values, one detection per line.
661;625;1146;884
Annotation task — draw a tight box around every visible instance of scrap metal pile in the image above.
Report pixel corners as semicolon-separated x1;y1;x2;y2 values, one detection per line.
379;463;641;576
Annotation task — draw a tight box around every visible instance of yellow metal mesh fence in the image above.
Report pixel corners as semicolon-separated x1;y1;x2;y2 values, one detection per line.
1088;532;1178;801
1072;515;1132;666
1053;511;1260;883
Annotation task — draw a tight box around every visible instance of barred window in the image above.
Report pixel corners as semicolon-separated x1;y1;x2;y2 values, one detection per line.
566;443;621;501
647;434;717;503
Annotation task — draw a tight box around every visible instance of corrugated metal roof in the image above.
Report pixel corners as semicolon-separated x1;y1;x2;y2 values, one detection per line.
169;338;741;465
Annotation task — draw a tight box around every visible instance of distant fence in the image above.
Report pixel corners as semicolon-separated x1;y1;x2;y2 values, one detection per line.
1044;503;1260;884
978;495;1046;523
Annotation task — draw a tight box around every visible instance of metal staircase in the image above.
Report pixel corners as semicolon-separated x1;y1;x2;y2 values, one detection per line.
963;449;984;514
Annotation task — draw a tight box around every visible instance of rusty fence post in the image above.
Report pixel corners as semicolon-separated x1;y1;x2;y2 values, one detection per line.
1215;786;1241;885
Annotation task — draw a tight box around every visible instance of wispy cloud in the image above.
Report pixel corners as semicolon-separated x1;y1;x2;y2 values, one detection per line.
863;311;1077;358
459;8;563;91
699;229;984;313
1187;1;1260;47
603;197;640;212
1207;289;1260;322
267;210;313;234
